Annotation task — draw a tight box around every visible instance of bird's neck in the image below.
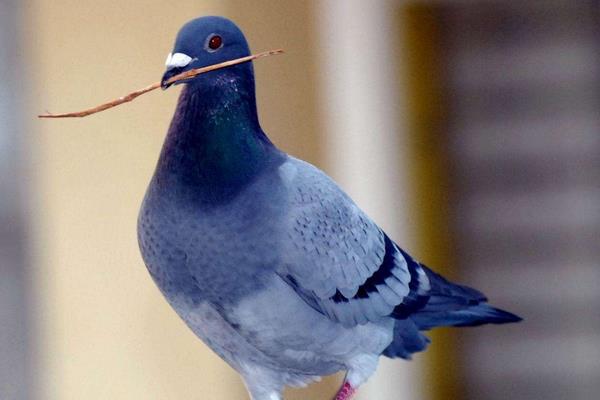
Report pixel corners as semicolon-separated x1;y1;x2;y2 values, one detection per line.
154;78;279;205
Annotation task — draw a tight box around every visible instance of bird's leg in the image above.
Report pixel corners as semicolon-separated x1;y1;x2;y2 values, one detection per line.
333;355;377;400
334;381;356;400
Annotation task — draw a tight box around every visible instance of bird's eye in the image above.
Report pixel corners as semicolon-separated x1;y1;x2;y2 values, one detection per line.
208;35;223;50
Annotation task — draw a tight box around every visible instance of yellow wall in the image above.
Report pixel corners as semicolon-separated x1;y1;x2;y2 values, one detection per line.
29;1;330;399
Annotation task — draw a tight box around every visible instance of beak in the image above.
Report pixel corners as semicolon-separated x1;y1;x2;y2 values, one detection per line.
161;52;195;89
161;67;183;89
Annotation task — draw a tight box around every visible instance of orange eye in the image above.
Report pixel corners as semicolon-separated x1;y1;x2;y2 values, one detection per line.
208;35;222;50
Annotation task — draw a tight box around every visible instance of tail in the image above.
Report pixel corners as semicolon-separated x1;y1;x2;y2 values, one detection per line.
382;265;520;359
410;266;522;330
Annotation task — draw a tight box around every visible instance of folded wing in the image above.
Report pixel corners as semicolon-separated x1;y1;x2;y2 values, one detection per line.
277;158;430;328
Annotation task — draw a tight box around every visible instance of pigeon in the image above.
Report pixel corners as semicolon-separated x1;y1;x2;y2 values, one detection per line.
137;16;521;400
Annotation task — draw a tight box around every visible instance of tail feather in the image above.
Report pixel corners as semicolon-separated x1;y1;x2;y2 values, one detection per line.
412;303;522;330
382;319;430;359
411;265;522;331
423;266;487;303
382;263;521;359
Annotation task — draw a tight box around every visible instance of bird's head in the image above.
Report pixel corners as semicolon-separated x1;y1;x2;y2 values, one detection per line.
161;16;252;90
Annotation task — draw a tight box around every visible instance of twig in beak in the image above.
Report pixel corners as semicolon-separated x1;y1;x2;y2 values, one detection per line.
38;49;284;119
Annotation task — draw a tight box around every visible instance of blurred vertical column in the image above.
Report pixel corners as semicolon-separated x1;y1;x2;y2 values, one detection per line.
402;5;461;400
316;1;421;400
0;1;32;400
441;2;600;400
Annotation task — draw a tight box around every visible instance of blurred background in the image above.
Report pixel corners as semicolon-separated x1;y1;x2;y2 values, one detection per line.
1;0;599;399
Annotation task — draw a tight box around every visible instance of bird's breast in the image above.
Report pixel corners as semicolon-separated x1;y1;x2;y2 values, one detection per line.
137;182;286;308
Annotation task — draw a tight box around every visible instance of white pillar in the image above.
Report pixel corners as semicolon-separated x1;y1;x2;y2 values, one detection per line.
316;1;422;399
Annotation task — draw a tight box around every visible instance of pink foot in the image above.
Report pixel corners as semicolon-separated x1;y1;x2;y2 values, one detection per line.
334;382;356;400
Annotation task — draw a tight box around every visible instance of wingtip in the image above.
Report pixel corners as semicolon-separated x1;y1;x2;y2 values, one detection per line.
474;305;523;325
501;310;523;324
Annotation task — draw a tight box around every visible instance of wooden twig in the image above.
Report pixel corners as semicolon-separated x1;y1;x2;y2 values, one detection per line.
38;49;284;119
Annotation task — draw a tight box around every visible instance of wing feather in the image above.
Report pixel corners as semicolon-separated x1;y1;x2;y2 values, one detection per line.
278;158;429;327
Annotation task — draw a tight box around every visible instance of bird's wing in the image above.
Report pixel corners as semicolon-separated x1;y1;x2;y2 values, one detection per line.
277;158;430;327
